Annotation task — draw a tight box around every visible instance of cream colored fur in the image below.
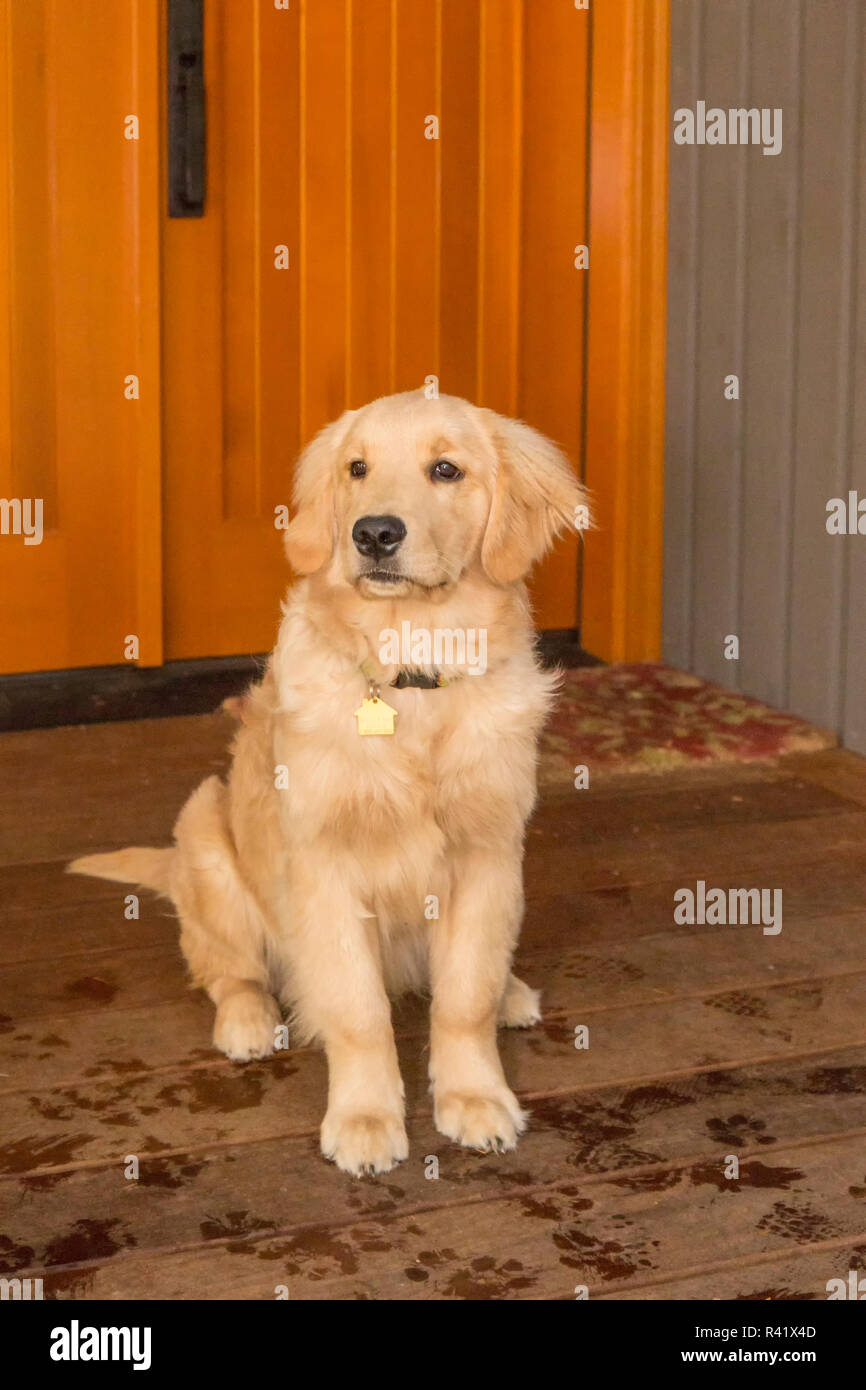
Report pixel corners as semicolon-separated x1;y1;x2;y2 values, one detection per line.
70;390;586;1175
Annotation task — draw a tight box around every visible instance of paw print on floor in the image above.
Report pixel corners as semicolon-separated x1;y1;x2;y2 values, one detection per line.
705;1112;776;1147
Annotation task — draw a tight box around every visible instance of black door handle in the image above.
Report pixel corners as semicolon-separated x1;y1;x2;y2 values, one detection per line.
168;0;206;217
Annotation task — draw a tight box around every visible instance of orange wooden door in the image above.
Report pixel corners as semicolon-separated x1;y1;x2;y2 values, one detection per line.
0;0;665;678
0;0;162;674
162;0;591;660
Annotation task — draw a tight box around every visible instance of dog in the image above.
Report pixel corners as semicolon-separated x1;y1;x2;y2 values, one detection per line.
71;390;587;1175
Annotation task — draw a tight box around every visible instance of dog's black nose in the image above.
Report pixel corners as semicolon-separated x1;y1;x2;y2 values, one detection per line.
352;514;407;559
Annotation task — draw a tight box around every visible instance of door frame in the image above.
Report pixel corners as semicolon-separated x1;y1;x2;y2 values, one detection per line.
132;0;165;667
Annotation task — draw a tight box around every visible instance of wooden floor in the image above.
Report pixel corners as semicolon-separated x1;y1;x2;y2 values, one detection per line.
2;713;866;1300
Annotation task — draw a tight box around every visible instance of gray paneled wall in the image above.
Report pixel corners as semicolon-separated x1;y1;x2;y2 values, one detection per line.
663;0;866;752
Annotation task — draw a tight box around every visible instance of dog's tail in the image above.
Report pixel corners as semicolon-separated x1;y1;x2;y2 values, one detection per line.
68;846;176;899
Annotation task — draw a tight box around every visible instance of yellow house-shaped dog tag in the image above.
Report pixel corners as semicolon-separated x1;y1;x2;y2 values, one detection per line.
354;695;397;736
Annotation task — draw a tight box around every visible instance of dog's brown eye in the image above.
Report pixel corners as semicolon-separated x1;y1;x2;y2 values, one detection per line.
349;459;367;478
431;459;462;481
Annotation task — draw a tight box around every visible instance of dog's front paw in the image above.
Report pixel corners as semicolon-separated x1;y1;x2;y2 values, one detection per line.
213;989;281;1062
320;1110;409;1177
434;1089;527;1153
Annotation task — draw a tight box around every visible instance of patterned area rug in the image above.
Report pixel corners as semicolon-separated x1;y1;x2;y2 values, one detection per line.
538;662;836;789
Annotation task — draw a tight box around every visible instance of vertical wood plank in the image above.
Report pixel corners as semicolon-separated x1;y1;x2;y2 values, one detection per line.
661;0;700;670
391;0;440;393
349;0;391;407
437;0;479;398
221;1;259;517
625;0;669;661
688;0;749;686
299;0;349;437
520;0;589;631
737;0;800;709
259;0;301;513
476;0;522;416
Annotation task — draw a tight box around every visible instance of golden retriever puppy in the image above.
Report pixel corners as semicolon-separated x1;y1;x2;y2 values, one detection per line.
71;390;586;1176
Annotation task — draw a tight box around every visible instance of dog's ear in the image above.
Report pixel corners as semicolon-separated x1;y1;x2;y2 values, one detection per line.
284;410;356;575
480;411;590;584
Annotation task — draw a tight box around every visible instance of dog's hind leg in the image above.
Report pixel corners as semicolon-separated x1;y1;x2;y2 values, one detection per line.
498;972;542;1029
207;976;282;1062
69;779;281;1061
171;777;282;1063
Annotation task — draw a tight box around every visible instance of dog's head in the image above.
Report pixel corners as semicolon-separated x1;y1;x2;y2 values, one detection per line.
285;391;587;597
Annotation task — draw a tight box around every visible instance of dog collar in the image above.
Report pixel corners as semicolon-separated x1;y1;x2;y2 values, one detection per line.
359;657;451;691
390;669;447;689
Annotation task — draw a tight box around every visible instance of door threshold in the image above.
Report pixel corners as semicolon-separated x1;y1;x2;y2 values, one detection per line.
0;631;601;732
